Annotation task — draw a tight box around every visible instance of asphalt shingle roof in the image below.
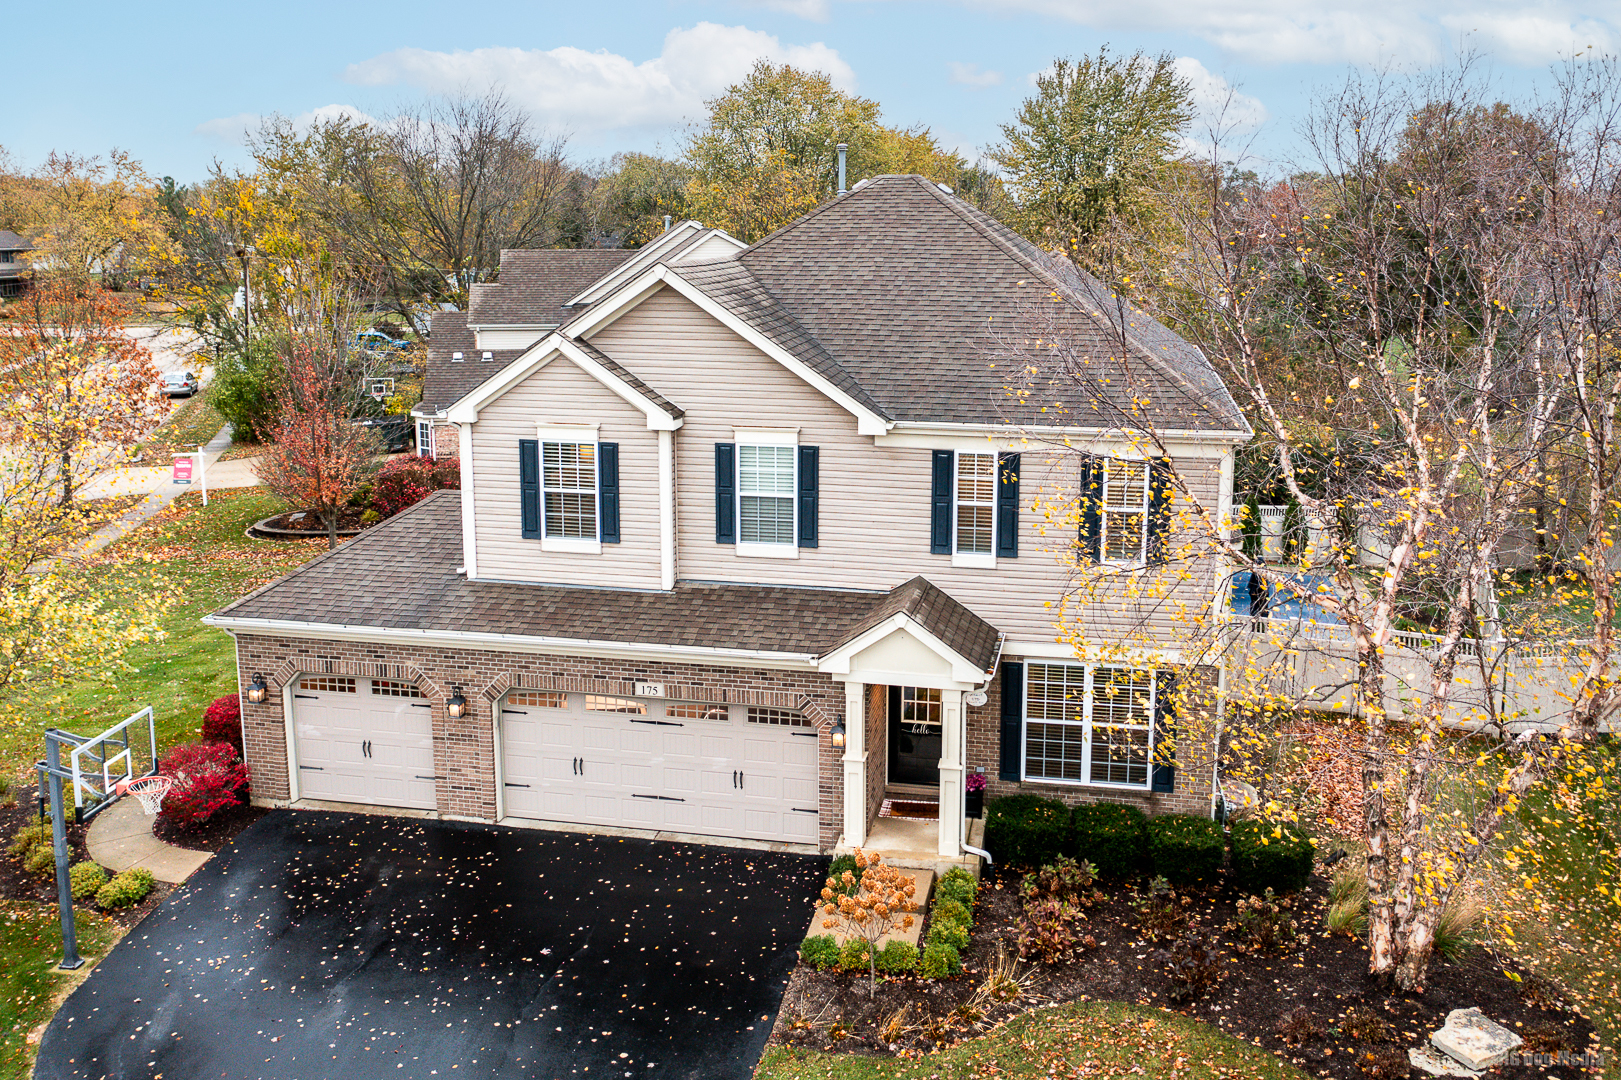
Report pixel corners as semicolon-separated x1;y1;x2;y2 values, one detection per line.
469;249;636;327
725;174;1247;433
214;493;1002;663
420;312;523;413
0;229;31;252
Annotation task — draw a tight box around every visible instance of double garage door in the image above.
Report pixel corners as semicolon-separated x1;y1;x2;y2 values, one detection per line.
500;691;821;845
291;676;438;810
289;678;821;845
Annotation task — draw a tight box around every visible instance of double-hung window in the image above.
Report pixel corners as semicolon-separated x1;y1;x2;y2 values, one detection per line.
543;441;598;540
955;453;996;565
1100;459;1150;564
1023;662;1152;788
733;431;799;557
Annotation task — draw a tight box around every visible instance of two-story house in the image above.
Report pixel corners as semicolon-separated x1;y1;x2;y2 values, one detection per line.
207;175;1249;860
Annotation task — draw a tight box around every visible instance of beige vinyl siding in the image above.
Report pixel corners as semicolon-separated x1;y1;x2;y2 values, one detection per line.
587;286;1227;644
471;355;662;589
673;234;742;263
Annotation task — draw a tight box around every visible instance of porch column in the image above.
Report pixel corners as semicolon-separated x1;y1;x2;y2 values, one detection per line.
842;681;869;847
937;689;965;857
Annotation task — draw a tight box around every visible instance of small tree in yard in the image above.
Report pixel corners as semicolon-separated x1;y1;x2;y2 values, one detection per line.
818;849;920;996
258;335;383;548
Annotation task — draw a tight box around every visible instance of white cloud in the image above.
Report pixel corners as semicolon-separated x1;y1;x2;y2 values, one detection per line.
869;0;1616;68
344;23;855;136
195;103;376;144
741;0;831;21
1174;57;1268;132
949;61;1004;88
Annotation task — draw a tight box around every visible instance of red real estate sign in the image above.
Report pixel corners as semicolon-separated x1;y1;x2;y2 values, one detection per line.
172;455;193;484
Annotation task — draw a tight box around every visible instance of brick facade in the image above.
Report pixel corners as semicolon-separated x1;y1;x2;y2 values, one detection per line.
232;635;1219;856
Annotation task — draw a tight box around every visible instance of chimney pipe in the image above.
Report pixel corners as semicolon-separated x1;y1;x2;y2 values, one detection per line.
663;214;672;234
836;143;848;195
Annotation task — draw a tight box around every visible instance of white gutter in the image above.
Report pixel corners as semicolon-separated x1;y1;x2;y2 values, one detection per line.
201;613;822;670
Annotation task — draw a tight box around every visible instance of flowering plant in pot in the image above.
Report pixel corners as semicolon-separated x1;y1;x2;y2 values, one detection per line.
965;771;987;817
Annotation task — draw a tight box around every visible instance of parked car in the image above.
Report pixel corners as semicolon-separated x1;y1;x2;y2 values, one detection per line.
161;371;200;397
351;415;413;453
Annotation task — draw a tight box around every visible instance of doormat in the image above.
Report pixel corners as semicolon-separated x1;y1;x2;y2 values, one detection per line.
879;799;939;820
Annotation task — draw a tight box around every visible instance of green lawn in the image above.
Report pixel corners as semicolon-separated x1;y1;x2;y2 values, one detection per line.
1;486;321;779
0;901;118;1080
134;392;227;464
755;1001;1311;1080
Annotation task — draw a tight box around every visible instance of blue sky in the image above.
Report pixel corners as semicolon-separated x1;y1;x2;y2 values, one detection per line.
5;0;1616;183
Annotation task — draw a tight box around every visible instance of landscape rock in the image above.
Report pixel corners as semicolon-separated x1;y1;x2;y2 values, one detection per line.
1409;1045;1482;1078
1430;1007;1523;1071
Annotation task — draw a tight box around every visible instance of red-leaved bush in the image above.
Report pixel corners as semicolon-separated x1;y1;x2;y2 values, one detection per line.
369;454;461;518
201;694;243;751
157;742;249;829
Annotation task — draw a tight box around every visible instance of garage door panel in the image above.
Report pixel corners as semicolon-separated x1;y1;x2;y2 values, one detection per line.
293;681;437;811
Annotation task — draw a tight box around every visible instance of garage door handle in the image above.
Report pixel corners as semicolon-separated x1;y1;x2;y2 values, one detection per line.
632;793;686;802
410;703;431;709
791;808;818;814
294;694;317;700
299;765;324;771
791;731;819;738
629;719;683;727
415;775;442;781
504;782;531;788
504;709;529;715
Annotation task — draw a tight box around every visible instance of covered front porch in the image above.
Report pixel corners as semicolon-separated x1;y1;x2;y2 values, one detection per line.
815;577;1000;873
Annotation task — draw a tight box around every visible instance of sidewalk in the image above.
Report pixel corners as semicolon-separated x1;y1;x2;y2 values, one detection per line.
84;798;211;884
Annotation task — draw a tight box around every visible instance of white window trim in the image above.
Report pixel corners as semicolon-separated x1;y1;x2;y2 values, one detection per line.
1020;661;1155;790
735;437;799;558
537;424;602;554
952;450;998;569
1099;457;1152;569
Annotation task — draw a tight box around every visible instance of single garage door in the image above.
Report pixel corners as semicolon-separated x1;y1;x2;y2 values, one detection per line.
500;691;820;844
292;676;437;810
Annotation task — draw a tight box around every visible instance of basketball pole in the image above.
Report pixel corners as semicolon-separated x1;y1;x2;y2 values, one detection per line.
38;739;83;970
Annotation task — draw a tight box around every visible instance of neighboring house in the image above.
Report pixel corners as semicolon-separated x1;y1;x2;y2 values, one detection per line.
0;229;33;297
208;176;1250;860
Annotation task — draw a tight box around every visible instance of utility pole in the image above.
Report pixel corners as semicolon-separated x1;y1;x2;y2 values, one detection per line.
235;246;255;343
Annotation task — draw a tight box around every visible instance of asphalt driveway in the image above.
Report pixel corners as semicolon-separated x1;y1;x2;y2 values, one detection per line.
36;811;827;1080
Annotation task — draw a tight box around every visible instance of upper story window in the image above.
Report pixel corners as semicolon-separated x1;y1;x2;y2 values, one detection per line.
738;444;795;545
1101;459;1150;563
543;441;598;540
931;449;1017;567
955;453;996;556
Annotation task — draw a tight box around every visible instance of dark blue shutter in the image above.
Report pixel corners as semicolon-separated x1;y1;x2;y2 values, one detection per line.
714;443;736;544
999;662;1024;781
1151;669;1178;793
598;443;620;543
519;439;540;539
1147;458;1174;565
995;452;1020;558
930;450;954;554
1077;456;1102;563
797;446;819;548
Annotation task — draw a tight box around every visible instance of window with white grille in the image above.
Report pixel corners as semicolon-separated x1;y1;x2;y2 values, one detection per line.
955;453;996;555
301;676;356;693
746;706;811;729
666;702;730;721
543;442;598;539
1100;460;1150;564
507;691;566;709
1024;663;1153;788
738;445;796;545
585;694;646;714
370;679;423;698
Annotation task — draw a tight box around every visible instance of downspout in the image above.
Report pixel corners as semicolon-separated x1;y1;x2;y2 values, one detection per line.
960;634;1005;867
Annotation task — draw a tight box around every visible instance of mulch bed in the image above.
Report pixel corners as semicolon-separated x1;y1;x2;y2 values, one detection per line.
769;866;1600;1078
152;800;267;851
257;507;371;535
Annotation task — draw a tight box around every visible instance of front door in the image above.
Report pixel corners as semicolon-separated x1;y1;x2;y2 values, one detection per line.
888;686;942;787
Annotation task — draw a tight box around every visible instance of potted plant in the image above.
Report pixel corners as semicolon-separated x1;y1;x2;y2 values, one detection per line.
965;772;987;818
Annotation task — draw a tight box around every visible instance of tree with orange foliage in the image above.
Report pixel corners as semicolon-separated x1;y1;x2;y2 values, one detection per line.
0;278;161;506
818;849;920;996
256;336;382;549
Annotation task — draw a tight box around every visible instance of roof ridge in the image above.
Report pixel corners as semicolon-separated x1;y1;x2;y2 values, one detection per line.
213;491;460;618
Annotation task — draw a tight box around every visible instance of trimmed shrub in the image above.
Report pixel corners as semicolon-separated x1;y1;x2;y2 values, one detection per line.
70;861;107;900
1072;802;1149;879
1019;855;1097;906
201;693;243;751
9;822;49;857
920;940;961;978
935;866;977;909
24;844;55;877
799;934;839;971
984;794;1072;867
1017;897;1086;963
926;916;970;953
157;742;249;829
836;938;871;972
1230;817;1315;894
874;940;919;974
933;898;973;930
369;454;461;519
96;867;154;910
1148;813;1225;887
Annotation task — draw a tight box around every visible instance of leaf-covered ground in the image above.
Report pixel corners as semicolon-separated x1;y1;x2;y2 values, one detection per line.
756;1001;1311;1080
0;901;118;1080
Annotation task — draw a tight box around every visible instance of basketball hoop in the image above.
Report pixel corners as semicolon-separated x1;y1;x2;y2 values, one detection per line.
114;775;174;816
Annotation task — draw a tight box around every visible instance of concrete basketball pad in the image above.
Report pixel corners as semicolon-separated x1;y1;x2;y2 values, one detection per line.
37;810;827;1080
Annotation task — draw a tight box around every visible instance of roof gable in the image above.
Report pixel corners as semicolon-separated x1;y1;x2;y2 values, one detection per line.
446;333;682;429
